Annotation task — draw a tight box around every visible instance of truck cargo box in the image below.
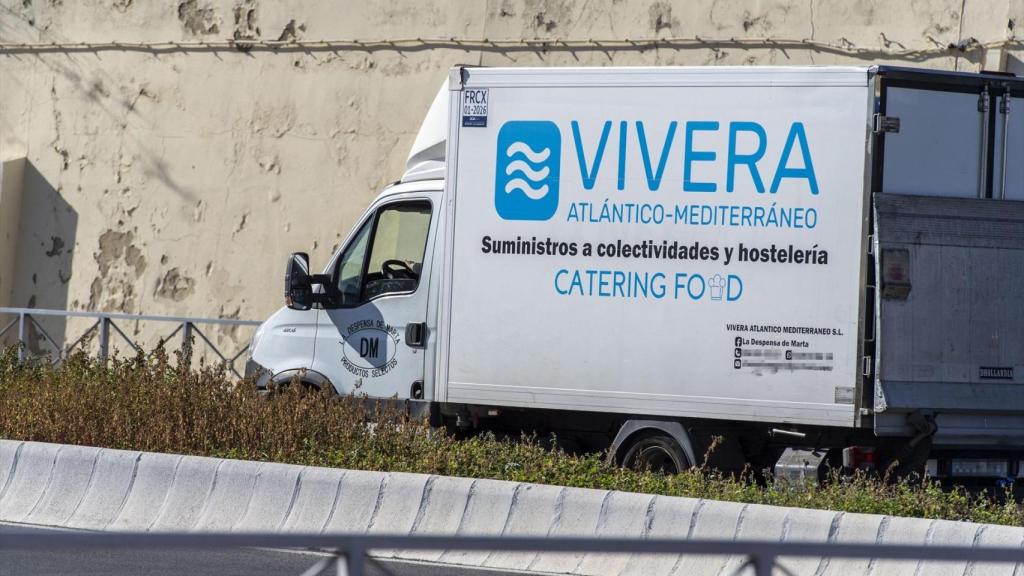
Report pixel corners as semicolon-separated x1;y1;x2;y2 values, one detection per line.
440;67;873;428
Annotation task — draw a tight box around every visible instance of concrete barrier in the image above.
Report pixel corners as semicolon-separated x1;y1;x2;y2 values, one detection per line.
1;439;1021;575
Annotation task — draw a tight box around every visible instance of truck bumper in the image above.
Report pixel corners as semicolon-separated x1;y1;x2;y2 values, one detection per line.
244;358;272;390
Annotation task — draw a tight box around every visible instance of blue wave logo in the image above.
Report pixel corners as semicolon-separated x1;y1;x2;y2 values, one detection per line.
495;121;560;221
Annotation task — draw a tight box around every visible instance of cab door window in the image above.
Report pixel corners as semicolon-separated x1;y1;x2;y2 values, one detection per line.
333;218;372;306
332;200;432;306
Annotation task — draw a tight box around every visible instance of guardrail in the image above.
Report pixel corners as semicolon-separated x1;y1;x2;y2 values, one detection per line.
0;307;261;378
4;532;1023;576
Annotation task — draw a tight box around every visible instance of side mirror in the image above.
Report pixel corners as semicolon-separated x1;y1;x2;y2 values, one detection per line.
285;252;313;310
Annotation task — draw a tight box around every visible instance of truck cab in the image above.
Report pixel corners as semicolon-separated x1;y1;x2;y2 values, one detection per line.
246;180;445;399
246;83;449;402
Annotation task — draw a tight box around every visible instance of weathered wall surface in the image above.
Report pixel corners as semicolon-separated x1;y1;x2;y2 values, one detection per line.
0;0;1021;353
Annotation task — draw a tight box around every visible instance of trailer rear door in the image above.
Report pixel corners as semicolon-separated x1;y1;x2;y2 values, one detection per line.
872;69;1024;443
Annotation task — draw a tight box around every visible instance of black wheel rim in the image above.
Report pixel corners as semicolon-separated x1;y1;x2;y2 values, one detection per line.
638;445;679;474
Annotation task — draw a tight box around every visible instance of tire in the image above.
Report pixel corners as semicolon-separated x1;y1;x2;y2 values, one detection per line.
620;433;691;474
269;377;322;395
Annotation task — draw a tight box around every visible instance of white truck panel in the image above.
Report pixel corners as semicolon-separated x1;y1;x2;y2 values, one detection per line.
443;67;870;427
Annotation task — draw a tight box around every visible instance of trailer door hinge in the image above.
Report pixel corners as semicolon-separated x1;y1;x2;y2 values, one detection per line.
873;114;900;134
862;356;873;377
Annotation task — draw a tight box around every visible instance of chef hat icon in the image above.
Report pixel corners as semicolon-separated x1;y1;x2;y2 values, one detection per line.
709;274;725;301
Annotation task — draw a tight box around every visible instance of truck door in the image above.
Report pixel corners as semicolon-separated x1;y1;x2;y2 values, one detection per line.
879;74;1023;200
879;84;986;198
310;197;435;398
871;71;1024;443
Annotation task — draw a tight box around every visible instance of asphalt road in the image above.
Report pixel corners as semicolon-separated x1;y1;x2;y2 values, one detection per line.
0;524;532;576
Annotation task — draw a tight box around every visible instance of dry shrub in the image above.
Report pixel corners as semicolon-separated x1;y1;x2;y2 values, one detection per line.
1;346;1021;526
0;346;387;461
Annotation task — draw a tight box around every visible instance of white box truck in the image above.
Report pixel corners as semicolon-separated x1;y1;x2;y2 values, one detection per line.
247;66;1024;478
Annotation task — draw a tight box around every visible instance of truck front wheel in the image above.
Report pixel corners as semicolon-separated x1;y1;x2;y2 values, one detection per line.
620;433;691;474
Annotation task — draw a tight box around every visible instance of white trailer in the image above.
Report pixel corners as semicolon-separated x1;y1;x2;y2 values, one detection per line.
249;66;1024;478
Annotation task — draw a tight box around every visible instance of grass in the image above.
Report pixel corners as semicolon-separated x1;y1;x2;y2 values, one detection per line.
1;347;1021;526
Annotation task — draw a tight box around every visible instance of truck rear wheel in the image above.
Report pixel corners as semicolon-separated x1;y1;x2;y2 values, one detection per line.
620;433;691;474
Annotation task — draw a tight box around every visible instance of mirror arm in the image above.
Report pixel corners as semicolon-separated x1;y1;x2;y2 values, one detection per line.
309;274;335;307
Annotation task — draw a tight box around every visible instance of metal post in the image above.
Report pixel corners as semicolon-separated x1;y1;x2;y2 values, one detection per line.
181;321;193;361
753;553;775;576
999;88;1010;200
344;547;364;576
17;311;26;361
98;317;110;362
979;85;991;199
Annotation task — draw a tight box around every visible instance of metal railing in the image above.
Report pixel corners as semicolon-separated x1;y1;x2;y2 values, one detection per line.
0;307;261;378
3;531;1023;576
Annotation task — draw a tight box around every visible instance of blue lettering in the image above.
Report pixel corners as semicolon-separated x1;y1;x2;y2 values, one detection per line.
555;269;569;295
727;122;767;193
636;120;677;191
741;205;752;227
673;273;688;300
651;272;666;299
633;273;648;298
687;274;706;300
727;275;743;301
598;270;611;297
770;122;819;195
617;121;627;191
684;121;719;193
572;120;611;190
612;271;626;297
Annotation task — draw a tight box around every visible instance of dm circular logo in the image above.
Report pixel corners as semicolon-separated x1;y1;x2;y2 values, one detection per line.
341;321;400;378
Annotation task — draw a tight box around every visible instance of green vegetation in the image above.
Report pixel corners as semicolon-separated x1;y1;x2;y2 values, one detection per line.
1;348;1021;526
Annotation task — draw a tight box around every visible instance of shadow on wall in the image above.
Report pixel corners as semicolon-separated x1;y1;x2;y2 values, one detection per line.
0;160;78;354
1008;54;1024;75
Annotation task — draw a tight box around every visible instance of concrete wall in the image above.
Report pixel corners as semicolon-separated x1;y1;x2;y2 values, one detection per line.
3;439;1023;575
0;0;1022;350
